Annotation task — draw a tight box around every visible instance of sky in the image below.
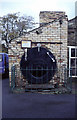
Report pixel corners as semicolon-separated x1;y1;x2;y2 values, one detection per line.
0;0;77;23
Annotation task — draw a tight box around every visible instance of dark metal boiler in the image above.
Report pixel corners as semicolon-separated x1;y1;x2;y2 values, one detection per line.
20;47;57;84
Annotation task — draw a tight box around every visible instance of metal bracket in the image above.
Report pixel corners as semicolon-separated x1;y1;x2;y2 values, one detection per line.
37;43;41;52
25;49;27;61
47;52;55;62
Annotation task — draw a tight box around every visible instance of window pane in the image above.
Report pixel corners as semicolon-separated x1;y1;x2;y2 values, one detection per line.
71;58;75;67
76;49;77;57
71;48;75;57
70;68;76;76
76;59;77;67
76;68;77;76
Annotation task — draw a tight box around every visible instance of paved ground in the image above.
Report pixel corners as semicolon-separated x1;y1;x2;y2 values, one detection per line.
2;78;76;119
0;79;2;120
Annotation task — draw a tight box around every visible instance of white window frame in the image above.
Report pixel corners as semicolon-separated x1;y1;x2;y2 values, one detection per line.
68;46;77;77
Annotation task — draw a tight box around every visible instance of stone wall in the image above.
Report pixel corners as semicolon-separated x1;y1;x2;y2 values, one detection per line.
8;11;68;86
39;11;67;26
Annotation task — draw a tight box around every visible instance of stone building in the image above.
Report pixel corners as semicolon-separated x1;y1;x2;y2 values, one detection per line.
8;11;68;86
68;16;77;77
68;16;77;46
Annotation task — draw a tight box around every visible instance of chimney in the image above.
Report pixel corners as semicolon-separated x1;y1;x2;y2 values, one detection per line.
39;11;65;26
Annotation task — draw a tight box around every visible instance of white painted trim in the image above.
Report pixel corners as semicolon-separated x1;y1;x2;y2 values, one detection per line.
69;76;77;78
67;46;77;48
71;76;77;78
68;46;77;77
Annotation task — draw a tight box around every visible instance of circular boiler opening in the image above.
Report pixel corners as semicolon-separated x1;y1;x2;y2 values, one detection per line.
31;64;47;78
20;47;57;84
